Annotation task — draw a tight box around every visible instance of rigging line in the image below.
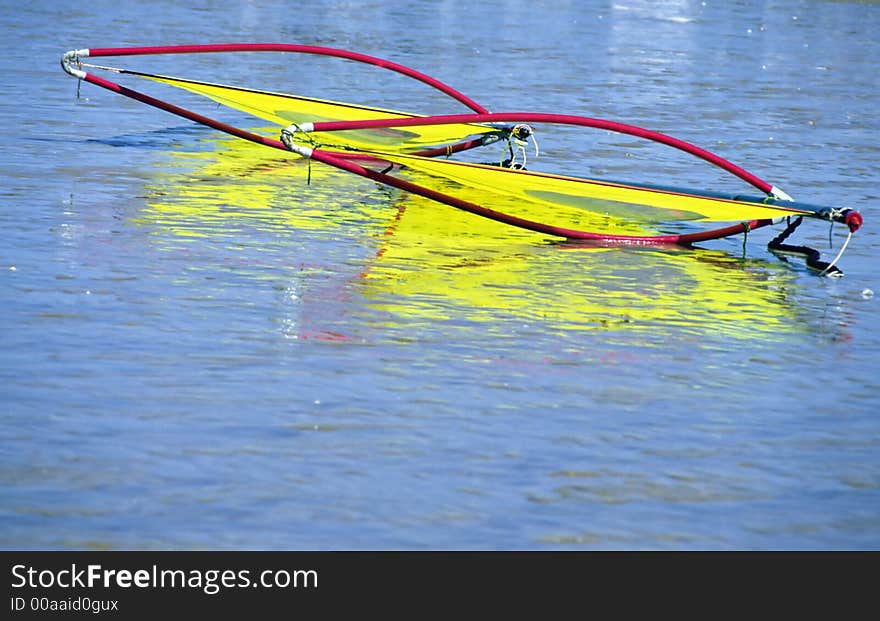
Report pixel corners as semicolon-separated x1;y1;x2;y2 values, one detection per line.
768;215;802;246
766;216;846;277
79;62;126;73
818;231;852;277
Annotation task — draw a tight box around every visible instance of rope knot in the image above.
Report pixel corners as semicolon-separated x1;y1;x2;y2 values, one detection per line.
506;124;539;169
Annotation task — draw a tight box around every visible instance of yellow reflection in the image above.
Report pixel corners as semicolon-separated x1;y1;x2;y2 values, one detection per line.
137;129;802;339
137;130;391;237
359;192;800;337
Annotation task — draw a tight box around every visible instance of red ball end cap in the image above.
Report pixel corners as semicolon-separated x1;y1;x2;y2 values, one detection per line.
845;210;863;233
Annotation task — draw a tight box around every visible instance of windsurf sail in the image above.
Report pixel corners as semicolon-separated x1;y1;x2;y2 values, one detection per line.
283;139;858;257
353;149;823;224
60;43;863;274
130;72;508;153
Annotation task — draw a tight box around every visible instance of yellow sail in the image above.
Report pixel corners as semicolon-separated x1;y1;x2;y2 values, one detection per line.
135;72;502;153
365;151;816;230
120;72;817;233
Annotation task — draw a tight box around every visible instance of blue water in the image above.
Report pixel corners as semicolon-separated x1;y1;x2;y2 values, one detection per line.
2;0;879;550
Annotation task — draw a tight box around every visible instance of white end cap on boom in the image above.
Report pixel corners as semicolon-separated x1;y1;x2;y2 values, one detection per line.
61;49;90;79
280;124;314;158
770;186;794;201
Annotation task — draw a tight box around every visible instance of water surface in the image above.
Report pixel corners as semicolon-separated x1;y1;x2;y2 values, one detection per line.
1;0;879;550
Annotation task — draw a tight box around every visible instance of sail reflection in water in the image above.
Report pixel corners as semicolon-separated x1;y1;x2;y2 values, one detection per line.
138;129;804;341
361;193;803;338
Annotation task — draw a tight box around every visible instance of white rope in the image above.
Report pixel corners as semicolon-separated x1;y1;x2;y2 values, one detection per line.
818;230;853;278
78;62;125;73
